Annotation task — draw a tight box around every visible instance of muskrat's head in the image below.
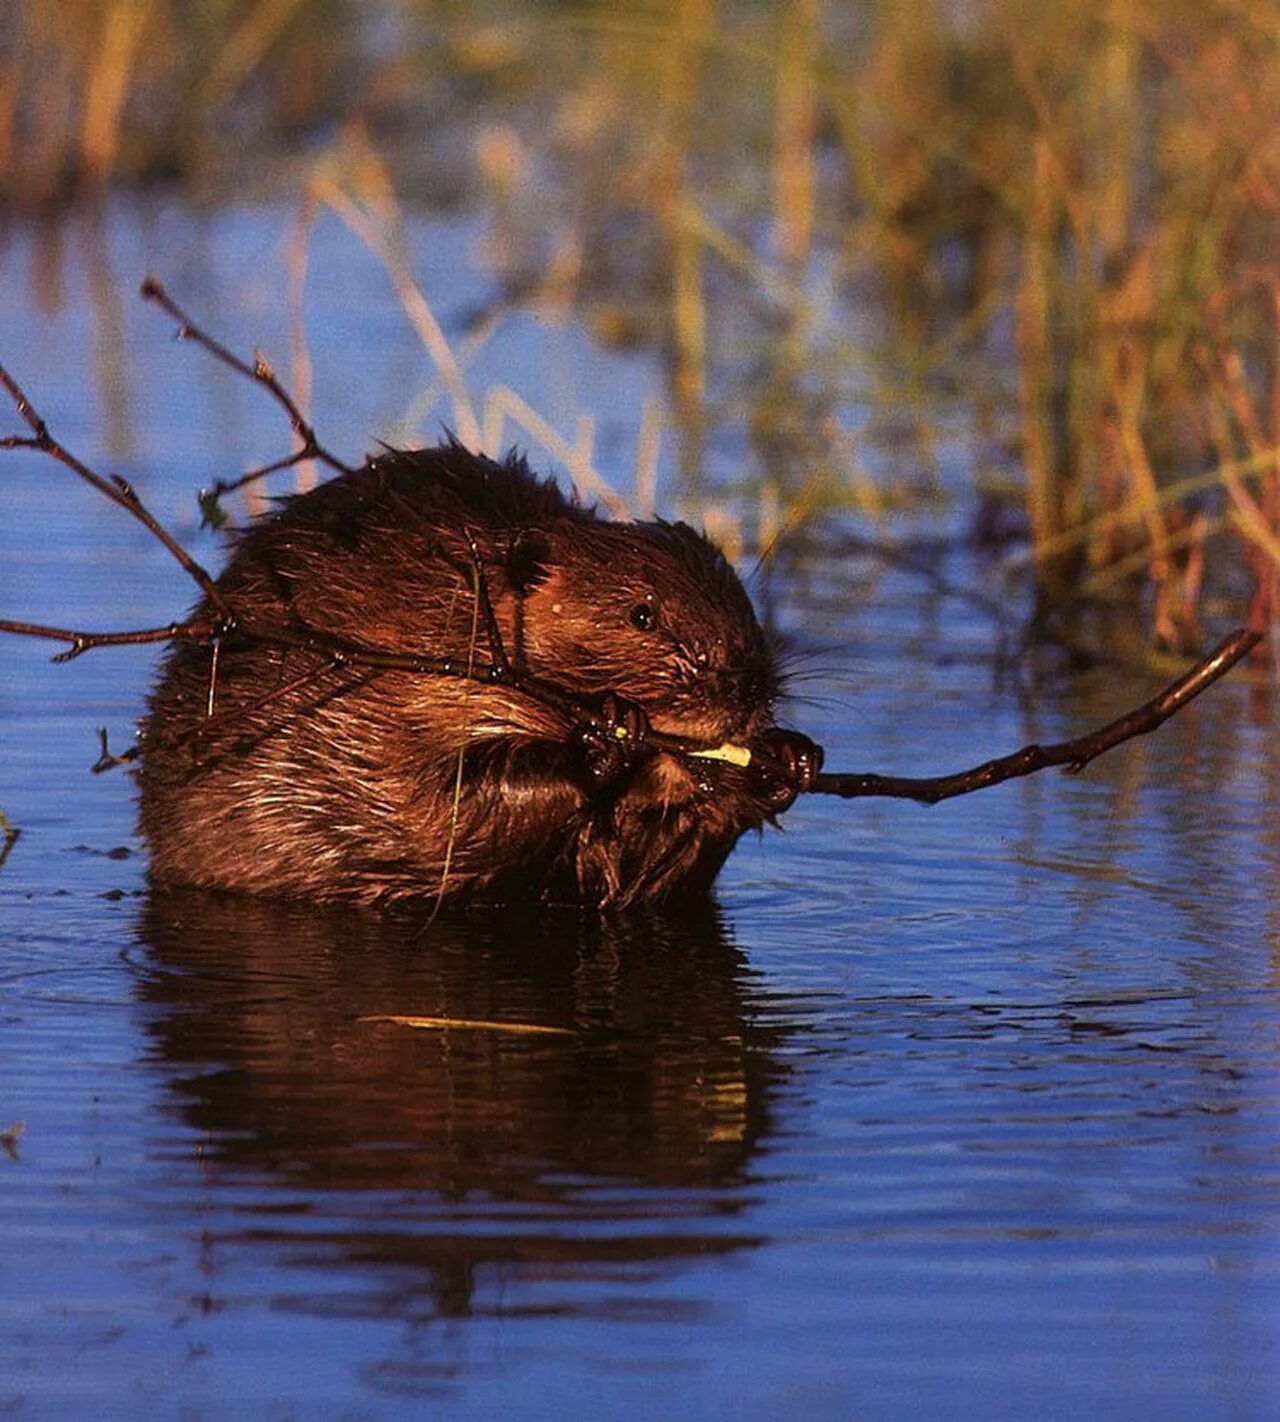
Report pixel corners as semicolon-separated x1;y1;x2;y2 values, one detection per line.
507;515;780;744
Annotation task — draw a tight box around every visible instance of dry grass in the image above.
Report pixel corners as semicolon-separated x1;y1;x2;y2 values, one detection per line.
3;0;1277;657
489;0;1280;653
0;0;348;204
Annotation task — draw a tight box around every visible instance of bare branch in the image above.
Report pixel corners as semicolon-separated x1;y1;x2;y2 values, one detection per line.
0;616;218;661
198;448;322;522
0;809;18;869
0;365;225;610
4;602;1255;794
139;275;355;500
0;606;599;727
812;628;1260;803
91;728;141;774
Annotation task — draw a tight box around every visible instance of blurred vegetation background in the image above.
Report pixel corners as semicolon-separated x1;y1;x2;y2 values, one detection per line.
1;0;1277;660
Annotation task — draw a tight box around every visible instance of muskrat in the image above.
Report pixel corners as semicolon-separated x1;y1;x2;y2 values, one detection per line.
138;444;822;908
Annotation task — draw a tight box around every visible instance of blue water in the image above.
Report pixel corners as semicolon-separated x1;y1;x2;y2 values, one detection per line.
1;203;1277;1420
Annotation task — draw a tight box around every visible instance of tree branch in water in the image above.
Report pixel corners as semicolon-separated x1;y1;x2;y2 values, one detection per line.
810;627;1260;803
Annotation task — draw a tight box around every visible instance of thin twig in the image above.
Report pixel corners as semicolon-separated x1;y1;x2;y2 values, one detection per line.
0;606;637;745
812;628;1260;803
139;275;355;508
0;810;19;869
2;609;1258;791
200;447;322;505
0;364;226;610
91;727;141;774
0;616;218;661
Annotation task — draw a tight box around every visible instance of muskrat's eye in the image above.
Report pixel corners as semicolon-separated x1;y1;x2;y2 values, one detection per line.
629;601;657;631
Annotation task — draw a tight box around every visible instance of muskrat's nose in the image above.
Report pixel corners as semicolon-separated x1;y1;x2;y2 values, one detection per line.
730;665;774;708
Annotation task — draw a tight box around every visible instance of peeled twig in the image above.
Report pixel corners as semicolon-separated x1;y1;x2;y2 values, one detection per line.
811;628;1260;803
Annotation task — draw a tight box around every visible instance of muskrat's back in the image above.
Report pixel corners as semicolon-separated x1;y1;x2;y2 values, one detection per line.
138;445;818;907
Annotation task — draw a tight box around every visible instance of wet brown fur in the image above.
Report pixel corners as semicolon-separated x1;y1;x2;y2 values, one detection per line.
138;445;798;908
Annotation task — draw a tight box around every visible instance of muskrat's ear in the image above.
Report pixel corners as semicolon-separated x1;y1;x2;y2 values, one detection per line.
507;529;554;594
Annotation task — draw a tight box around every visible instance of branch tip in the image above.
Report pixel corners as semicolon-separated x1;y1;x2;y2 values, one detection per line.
811;628;1259;804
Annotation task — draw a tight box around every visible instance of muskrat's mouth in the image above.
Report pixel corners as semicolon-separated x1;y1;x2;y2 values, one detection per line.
568;662;775;754
648;704;767;751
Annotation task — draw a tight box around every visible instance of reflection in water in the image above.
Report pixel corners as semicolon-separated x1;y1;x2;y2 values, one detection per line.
135;891;779;1330
81;204;136;464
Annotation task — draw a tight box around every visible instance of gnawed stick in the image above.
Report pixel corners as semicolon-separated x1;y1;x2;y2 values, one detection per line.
809;627;1260;804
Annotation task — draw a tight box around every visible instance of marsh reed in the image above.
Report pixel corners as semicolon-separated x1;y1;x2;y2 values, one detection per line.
0;0;350;204
2;0;1276;659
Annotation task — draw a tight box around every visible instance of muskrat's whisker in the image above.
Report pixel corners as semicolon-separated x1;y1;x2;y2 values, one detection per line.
782;692;859;718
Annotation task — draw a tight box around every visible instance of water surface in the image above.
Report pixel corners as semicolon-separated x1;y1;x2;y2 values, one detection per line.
1;203;1277;1421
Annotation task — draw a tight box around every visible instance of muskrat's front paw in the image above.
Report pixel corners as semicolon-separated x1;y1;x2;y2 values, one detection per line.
575;692;651;785
761;728;824;790
752;728;825;810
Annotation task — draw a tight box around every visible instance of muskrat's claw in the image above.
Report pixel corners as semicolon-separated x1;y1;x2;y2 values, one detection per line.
751;728;825;811
575;692;651;786
761;729;824;789
600;692;650;748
